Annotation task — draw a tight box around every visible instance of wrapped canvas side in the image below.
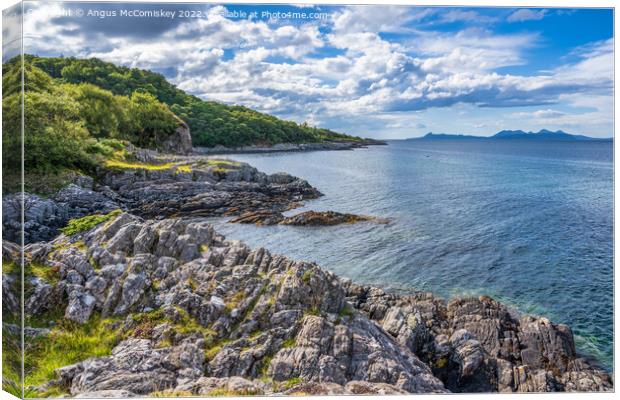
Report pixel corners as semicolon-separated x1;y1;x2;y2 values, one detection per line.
2;1;24;398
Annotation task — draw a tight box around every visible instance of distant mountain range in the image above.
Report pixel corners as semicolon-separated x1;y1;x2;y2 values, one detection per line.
409;129;612;141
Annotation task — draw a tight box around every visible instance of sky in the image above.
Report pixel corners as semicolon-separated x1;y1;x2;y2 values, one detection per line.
3;2;615;138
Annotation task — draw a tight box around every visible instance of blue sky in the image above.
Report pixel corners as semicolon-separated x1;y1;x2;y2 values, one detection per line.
7;2;614;138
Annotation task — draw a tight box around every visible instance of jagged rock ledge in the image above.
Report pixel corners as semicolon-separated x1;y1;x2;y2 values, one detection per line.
3;213;612;397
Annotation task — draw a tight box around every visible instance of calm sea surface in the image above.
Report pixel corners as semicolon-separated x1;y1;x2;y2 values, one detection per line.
211;140;613;370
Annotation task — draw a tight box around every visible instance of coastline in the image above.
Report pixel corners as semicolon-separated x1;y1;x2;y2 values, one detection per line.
2;148;613;395
193;139;387;155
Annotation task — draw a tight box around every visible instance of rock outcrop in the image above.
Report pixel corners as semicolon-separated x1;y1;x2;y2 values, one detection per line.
98;161;319;220
2;154;320;245
4;212;612;396
343;285;612;393
230;210;384;226
10;214;446;396
2;179;120;244
160;118;193;155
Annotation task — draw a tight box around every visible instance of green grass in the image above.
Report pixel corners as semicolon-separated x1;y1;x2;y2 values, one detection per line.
338;304;354;319
434;356;449;369
60;209;122;236
204;338;234;363
206;159;241;167
207;387;262;397
212;167;229;174
204;344;224;362
3;326;23;398
225;291;245;312
106;159;195;175
23;307;219;396
24;307;66;329
25;262;60;285
3;380;23;399
281;377;303;390
176;164;192;174
187;276;198;291
24;315;122;389
105;159;176;171
301;270;312;284
2;261;18;275
281;337;296;349
305;307;321;317
127;307;217;342
258;355;273;376
151;390;194;397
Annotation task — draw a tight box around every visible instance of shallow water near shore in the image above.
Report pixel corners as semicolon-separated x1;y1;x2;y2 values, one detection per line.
210;140;613;370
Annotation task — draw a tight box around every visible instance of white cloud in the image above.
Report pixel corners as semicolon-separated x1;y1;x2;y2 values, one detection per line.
412;28;538;72
533;109;567;118
507;9;547;23
331;6;426;34
17;4;613;138
2;5;22;61
436;9;498;24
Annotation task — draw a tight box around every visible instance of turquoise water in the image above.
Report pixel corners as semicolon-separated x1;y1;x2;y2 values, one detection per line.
211;140;613;370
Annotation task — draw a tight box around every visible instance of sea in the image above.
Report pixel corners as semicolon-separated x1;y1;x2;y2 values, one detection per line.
210;140;614;370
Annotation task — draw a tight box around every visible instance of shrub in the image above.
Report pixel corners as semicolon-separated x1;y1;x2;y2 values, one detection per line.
85;138;127;158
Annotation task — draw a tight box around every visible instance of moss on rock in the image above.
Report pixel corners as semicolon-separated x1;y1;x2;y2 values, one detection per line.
60;209;122;236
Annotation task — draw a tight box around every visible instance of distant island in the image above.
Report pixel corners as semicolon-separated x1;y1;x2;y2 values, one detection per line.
408;129;612;141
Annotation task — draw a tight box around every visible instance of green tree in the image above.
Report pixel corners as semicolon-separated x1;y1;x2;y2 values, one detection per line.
61;83;135;139
129;91;178;147
3;89;91;173
2;60;53;97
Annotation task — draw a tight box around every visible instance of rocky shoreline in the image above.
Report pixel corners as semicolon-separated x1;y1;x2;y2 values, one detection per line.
2;150;613;396
193;139;387;155
3;151;321;245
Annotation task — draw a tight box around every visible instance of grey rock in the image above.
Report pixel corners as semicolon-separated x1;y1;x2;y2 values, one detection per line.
74;390;137;398
160;118;192;155
85;276;109;305
66;339;177;395
3;184;119;244
65;289;97;324
2;273;20;316
113;273;147;315
25;277;55;315
100;264;126;280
